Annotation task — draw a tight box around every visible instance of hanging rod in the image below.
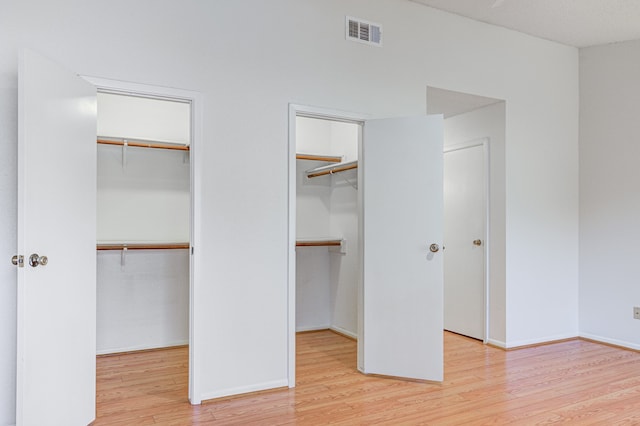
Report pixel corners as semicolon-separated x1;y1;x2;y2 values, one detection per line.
296;239;343;247
306;160;358;179
97;242;190;251
97;138;190;151
296;153;342;163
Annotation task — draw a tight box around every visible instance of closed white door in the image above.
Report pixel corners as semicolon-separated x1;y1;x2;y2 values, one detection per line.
16;50;97;425
360;115;444;381
443;141;486;340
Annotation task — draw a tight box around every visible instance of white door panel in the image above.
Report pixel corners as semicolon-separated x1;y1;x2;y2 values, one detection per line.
360;115;444;381
444;143;486;340
17;50;96;425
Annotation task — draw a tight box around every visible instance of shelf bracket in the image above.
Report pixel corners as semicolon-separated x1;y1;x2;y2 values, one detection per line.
120;246;128;268
327;239;347;255
122;140;128;170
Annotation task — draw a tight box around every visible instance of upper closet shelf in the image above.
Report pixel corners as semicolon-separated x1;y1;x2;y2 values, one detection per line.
305;160;358;179
296;153;342;163
98;137;190;151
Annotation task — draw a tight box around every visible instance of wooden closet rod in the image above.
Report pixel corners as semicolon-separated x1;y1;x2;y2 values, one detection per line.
306;162;358;179
97;243;190;251
296;240;342;247
97;138;190;151
296;153;342;163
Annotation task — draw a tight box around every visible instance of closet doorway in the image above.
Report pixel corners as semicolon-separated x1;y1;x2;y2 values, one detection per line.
87;78;201;403
288;104;446;386
294;115;360;362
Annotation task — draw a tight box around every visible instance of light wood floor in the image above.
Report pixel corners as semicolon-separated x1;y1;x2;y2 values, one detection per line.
94;331;640;425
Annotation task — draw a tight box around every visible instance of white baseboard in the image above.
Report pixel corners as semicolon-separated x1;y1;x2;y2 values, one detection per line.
330;325;357;340
501;332;578;349
96;339;188;355
579;332;640;351
486;338;506;348
199;379;288;402
296;325;330;333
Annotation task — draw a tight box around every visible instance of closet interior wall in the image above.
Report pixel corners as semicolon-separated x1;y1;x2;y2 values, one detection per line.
295;117;359;338
96;93;191;354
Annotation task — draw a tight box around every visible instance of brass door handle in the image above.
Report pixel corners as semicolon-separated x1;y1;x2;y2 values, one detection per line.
473;240;482;246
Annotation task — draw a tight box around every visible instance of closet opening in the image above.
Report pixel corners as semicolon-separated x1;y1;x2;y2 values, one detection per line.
95;91;192;401
293;113;362;381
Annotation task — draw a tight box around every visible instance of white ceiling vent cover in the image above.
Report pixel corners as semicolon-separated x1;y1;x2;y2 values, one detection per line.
346;16;382;47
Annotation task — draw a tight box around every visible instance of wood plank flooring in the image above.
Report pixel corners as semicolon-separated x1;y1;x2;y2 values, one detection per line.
94;331;640;425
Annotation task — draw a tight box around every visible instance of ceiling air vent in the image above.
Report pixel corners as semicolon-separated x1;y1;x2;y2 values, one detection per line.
346;16;382;47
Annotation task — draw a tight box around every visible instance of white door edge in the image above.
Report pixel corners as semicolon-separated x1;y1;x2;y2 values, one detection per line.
287;104;368;387
83;76;204;404
444;137;490;344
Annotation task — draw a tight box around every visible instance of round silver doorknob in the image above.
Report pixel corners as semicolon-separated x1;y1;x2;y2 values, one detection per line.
429;243;440;253
28;253;48;267
473;239;482;246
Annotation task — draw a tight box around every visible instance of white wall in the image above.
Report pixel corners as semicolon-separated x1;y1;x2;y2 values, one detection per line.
295;117;333;330
97;93;190;145
0;0;579;422
97;144;190;243
579;39;640;350
328;169;359;336
442;102;506;346
97;250;189;354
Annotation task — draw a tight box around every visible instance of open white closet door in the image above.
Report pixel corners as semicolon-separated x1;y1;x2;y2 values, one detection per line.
360;115;444;382
16;50;97;425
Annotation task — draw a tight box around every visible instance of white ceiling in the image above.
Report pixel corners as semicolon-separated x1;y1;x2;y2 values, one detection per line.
410;0;640;48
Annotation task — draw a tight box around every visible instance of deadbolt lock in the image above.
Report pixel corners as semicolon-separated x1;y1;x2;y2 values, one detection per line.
11;255;24;268
429;243;440;253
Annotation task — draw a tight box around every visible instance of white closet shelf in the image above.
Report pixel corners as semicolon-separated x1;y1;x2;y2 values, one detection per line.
305;160;358;179
97;242;190;251
98;137;190;151
296;153;342;163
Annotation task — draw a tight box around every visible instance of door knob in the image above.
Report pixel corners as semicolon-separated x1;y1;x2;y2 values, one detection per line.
429;243;440;253
473;239;482;246
28;253;48;267
11;255;24;268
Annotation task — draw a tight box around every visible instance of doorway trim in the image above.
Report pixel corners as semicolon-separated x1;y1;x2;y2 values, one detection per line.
443;137;490;344
287;104;368;386
83;76;204;404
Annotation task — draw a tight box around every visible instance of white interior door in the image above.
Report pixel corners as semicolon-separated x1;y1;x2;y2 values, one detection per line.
16;50;97;425
359;115;444;381
443;142;486;340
